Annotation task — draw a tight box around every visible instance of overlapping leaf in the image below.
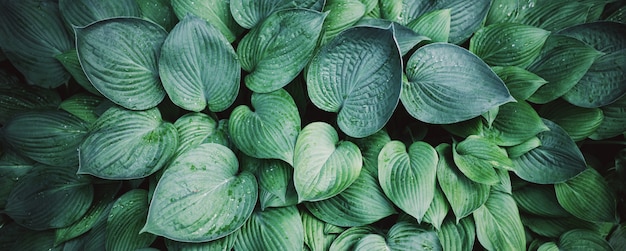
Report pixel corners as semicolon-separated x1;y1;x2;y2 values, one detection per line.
329;226;378;251
406;9;451;43
302;209;340;251
355;18;429;56
234;206;303;251
453;135;512;185
230;0;324;29
319;0;366;45
171;0;243;42
483;100;549;146
470;23;550;68
423;184;450;230
350;221;442;251
491;66;547;101
254;158;298;210
59;93;105;124
55;49;100;96
107;190;155;250
590;95;626;140
473;190;526;251
437;217;476;251
555;168;617;223
513;183;570;218
349;129;391;176
554;229;614;251
539;99;604;141
136;0;177;31
0;71;61;124
59;0;141;27
174;113;230;156
164;232;238;251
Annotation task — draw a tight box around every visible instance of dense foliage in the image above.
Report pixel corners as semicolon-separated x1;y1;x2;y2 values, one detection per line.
1;0;625;250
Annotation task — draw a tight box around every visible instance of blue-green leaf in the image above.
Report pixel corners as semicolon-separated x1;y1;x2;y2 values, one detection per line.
406;9;451;43
590;94;626;140
513;183;570;218
254;158;298;210
483;99;549;146
107;190;155;251
230;0;324;29
136;0;177;31
59;93;105;124
349;129;391;177
59;0;141;27
234;206;304;251
320;0;366;45
437;217;476;251
539;99;604;141
164;231;238;251
171;0;243;42
173;112;230;157
54;49;101;96
0;72;61;124
453;135;512;185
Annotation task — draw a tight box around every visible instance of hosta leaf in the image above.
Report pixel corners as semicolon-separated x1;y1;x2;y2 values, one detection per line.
511;119;587;184
470;23;550;68
607;5;626;23
305;169;396;227
436;143;490;221
0;0;72;88
539;99;604;141
54;49;101;96
0;161;32;208
143;143;257;242
5;165;93;231
513;184;570;218
76;18;167;110
491;66;547;101
11;230;60;251
238;9;325;93
171;0;243;42
255;158;298;210
402;43;515;124
590;94;626;140
378;141;437;222
82;214;107;251
437;217;476;251
234;206;304;251
164;231;238;251
527;35;604;104
484;0;521;25
355;18;429;56
350;129;391;176
160;15;240;112
423;184;450;230
555;168;617;223
557;229;613;251
483;100;549;146
386;221;442;251
320;0;367;45
229;89;300;164
107;190;155;251
59;0;141;27
136;0;177;31
435;0;491;44
353;234;388;250
0;72;61;124
174;113;230;156
230;0;324;29
522;215;599;238
609;224;626;251
78;106;178;179
406;9;451;43
2;110;89;166
307;26;403;137
329;226;378;251
294;122;362;202
518;1;593;31
473;190;525;251
506;136;542;159
302;209;340;251
453;135;512;185
59;93;105;124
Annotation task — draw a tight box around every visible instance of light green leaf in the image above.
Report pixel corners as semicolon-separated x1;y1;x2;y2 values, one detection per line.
76;18;167;110
402;43;515;124
173;112;230;157
320;0;366;45
453;135;512;185
506;136;542;159
302;209;340;251
350;129;391;177
59;0;140;27
483;99;549;146
307;26;403;137
437;217;476;251
590;94;626;140
329;226;378;251
436;143;490;221
555;168;618;223
294;122;362;202
107;190;155;251
513;183;570;218
136;0;177;31
0;0;72;88
160;14;240;112
423;184;450;230
386;221;442;251
473;190;525;251
171;0;243;42
539;99;604;141
378;141;437;222
355;18;430;56
511;119;587;184
229;89;300;164
305;169;396;227
59;93;105;124
55;49;101;96
78;106;178;179
518;1;594;31
406;9;450;43
4;165;93;231
470;23;550;68
491;66;547;101
2;110;89;166
255;158;298;210
234;206;304;251
164;231;238;251
238;9;326;93
0;73;61;124
230;0;324;29
353;234;388;251
558;229;614;251
143;143;257;242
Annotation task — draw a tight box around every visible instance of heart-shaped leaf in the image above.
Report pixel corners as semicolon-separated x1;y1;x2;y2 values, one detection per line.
539;99;604;141
470;23;550;68
555;168;617;223
453;135;512;185
76;18;167;110
473;190;526;251
483;100;550;146
160;14;240;112
230;0;324;29
307;26;403;138
78;106;178;179
378;141;438;222
402;43;515;124
238;9;326;93
171;0;243;42
491;66;548;101
590;95;626;140
234;206;304;251
229;88;300;164
406;9;451;43
143;143;258;242
59;0;141;27
107;189;156;250
437;217;476;251
294;122;362;202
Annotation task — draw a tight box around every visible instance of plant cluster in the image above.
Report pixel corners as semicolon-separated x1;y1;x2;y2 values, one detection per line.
0;0;625;250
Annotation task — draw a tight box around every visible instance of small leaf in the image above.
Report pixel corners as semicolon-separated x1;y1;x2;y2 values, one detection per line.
555;168;617;223
59;0;141;27
539;99;604;141
294;122;362;202
437;217;476;251
254;158;298;210
355;18;429;56
402;43;515;124
423;184;450;230
470;23;550;68
506;136;542;159
230;0;324;29
171;0;243;42
483;99;550;146
491;66;547;101
590;94;626;140
107;190;155;251
234;206;304;251
406;9;451;43
473;190;526;251
453;135;512;185
143;143;257;242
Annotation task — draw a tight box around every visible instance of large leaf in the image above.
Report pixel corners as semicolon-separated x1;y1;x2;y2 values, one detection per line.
238;9;325;93
229;89;300;164
491;66;547;101
470;23;550;68
483;99;549;146
539;99;604;141
0;73;61;124
555;168;618;223
78;106;178;179
230;0;324;29
437;217;476;251
143;143;257;242
307;26;403;138
2;110;89;166
590;94;626;140
293;122;362;202
160;15;240;112
107;190;155;251
234;206;304;251
59;0;141;27
453;135;513;185
76;17;167;110
510;119;587;184
0;0;72;88
402;43;514;124
4;165;93;231
473;190;525;251
378;141;438;222
171;0;243;42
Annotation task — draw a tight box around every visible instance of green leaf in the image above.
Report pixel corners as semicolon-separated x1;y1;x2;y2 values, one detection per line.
453;135;512;185
609;224;626;251
307;26;403;137
513;183;570;218
302;209;340;251
527;35;604;104
483;100;550;146
255;158;298;210
590;94;626;140
2;110;89;166
59;0;141;27
76;18;167;110
355;18;429;56
491;66;547;101
607;5;626;23
470;23;550;68
320;0;367;45
385;221;442;251
0;161;32;208
555;168;617;223
353;234;388;250
349;129;391;177
4;165;93;231
506;136;542;159
230;0;324;29
294;122;362;202
173;113;230;156
511;119;587;184
518;1;594;31
473;190;525;251
0;0;72;88
164;231;238;251
434;0;491;44
402;43;515;124
234;206;304;251
59;93;105;124
143;143;257;242
484;0;522;25
378;141;437;222
406;9;451;43
136;0;177;31
329;226;377;251
436;143;490;221
55;49;101;96
0;74;61;124
10;230;61;251
78;106;178;179
423;184;450;230
557;229;614;251
305;169;396;227
171;0;243;42
229;89;300;164
160;15;240;112
437;217;475;251
107;189;156;251
238;9;326;93
539;99;604;141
